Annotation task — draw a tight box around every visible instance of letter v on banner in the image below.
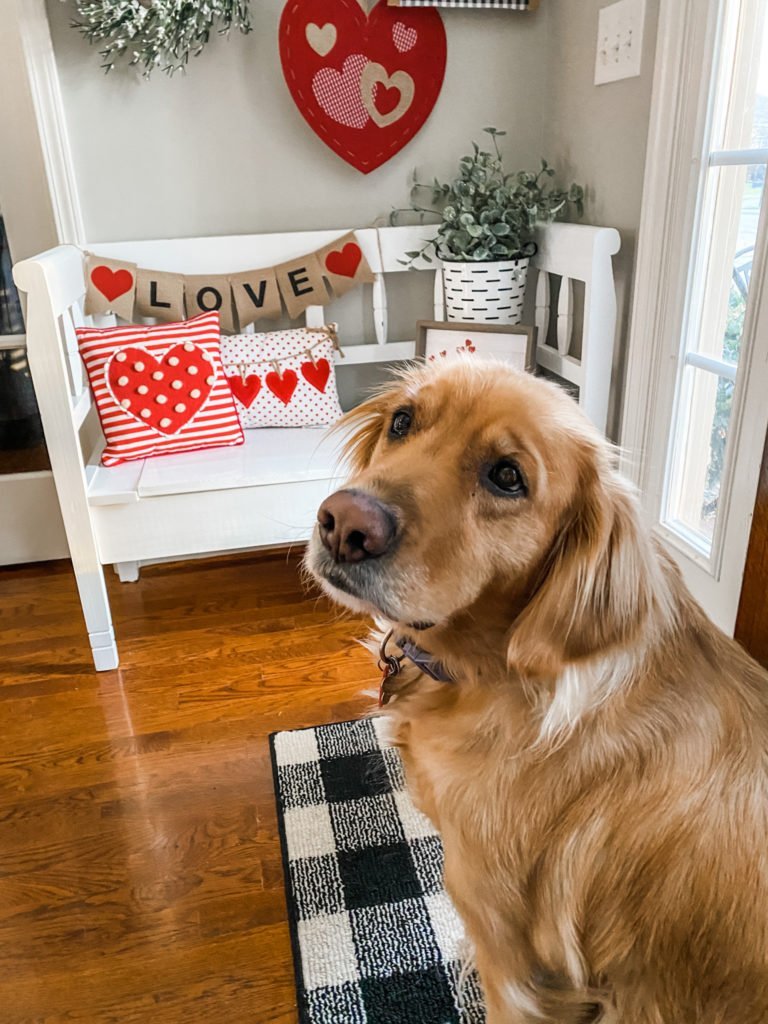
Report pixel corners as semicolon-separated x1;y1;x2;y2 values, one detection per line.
230;266;282;326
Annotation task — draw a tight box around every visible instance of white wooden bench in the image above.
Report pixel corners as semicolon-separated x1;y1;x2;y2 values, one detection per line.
13;223;620;670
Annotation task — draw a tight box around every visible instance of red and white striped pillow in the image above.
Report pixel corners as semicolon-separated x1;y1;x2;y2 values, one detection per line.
77;312;244;466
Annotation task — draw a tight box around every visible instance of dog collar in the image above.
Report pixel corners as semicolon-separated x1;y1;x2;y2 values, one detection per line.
378;629;453;706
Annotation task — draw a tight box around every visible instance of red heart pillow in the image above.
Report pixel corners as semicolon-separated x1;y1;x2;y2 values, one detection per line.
77;312;243;466
221;328;343;428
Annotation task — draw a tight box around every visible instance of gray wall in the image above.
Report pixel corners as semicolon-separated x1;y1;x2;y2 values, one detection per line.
543;0;661;431
47;0;661;428
46;0;551;241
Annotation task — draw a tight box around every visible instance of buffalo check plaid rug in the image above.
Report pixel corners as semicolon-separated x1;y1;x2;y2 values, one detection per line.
270;717;486;1023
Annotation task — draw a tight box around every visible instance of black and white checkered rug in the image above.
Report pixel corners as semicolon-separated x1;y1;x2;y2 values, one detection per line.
270;717;486;1023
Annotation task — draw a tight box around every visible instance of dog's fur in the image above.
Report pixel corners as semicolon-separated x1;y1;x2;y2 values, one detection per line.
305;361;768;1023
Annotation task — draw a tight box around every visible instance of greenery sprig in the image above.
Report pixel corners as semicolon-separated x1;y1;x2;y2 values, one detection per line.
62;0;252;77
391;128;585;265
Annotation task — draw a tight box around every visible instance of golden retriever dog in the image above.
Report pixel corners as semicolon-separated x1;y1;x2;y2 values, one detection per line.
304;360;768;1023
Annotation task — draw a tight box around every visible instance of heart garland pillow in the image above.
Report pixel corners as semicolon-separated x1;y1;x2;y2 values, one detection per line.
77;312;244;466
220;328;343;428
279;0;447;173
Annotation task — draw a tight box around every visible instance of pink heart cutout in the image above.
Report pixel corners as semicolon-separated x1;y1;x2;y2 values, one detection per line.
393;22;417;53
312;53;371;129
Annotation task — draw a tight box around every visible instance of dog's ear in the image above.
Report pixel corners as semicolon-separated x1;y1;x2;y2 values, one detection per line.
507;460;658;678
337;394;388;473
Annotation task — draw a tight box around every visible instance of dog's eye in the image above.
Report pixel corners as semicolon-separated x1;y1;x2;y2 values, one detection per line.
485;459;527;497
389;409;412;439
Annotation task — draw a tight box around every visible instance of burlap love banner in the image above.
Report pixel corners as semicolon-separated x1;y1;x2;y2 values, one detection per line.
84;232;375;332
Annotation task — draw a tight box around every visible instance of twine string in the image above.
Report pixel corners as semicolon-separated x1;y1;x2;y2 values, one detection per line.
223;327;342;375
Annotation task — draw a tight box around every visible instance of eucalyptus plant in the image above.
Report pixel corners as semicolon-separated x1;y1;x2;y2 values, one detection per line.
62;0;252;77
391;128;584;265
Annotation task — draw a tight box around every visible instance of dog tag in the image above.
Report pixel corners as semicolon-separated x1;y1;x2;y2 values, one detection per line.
378;656;401;707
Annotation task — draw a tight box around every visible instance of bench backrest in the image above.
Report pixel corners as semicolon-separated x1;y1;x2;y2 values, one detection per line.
13;222;620;470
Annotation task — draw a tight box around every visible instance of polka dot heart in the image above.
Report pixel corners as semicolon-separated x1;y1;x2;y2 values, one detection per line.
106;342;216;435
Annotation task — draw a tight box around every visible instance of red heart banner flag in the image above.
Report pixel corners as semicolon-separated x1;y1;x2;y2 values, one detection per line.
318;231;376;297
83;232;376;331
84;255;137;320
279;0;447;174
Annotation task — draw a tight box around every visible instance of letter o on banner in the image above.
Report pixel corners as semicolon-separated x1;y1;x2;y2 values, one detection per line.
184;274;237;333
196;287;223;312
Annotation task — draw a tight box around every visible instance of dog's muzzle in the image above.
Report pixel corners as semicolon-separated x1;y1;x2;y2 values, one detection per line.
316;488;398;564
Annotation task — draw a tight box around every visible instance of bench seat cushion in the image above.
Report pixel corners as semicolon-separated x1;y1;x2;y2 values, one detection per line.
87;427;347;505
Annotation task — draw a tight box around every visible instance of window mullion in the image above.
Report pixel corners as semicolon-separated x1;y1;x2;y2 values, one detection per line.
709;147;768;166
684;350;738;380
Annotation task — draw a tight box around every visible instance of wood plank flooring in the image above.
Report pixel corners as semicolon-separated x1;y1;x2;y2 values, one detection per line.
0;551;376;1023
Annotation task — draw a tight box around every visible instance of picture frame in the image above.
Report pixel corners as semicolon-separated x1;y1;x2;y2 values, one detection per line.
387;0;539;9
416;320;535;372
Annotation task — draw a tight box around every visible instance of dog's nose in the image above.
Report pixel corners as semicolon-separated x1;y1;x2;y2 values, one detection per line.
317;490;396;563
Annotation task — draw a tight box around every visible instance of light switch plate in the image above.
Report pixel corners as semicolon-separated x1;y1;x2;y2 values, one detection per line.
594;0;646;86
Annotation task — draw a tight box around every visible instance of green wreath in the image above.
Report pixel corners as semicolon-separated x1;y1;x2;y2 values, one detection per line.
63;1;252;77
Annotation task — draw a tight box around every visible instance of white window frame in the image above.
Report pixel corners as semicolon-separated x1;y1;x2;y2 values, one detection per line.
622;0;768;633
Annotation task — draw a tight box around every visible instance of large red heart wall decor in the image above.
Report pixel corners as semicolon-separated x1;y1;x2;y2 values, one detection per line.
279;0;447;174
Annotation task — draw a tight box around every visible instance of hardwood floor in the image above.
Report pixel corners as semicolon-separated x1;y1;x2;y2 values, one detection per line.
0;551;376;1023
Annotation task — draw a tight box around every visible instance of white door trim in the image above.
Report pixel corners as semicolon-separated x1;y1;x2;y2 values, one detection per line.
621;0;768;632
0;0;85;256
621;0;721;489
0;0;83;565
14;0;86;248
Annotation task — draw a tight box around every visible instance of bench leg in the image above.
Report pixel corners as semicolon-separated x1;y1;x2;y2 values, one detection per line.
18;270;121;673
89;627;119;671
114;561;140;583
73;563;120;671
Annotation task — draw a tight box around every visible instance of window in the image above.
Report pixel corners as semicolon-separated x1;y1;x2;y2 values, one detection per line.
663;0;768;556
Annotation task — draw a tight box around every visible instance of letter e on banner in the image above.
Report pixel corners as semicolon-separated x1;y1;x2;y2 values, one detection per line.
274;252;327;318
